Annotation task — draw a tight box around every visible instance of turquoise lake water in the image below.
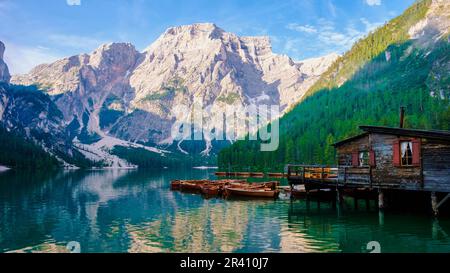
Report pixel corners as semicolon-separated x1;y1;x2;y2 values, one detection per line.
0;168;449;253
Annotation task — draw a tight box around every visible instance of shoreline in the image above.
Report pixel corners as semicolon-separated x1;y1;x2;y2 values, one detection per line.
193;166;219;170
0;165;11;172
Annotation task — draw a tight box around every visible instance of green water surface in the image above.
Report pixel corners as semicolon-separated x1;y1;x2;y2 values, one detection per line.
0;168;449;253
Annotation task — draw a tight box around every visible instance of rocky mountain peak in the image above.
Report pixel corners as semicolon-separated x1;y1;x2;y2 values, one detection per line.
297;53;340;77
11;24;338;157
0;41;11;83
164;23;221;36
408;0;449;42
89;42;140;74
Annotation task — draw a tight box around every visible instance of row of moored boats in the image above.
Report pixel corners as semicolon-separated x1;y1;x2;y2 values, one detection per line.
170;180;281;199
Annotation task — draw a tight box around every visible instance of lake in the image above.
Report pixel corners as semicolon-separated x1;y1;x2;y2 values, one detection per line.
0;168;449;253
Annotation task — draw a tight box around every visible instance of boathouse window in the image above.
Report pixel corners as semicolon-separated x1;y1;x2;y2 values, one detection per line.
401;141;413;166
351;151;373;167
393;139;421;167
359;151;369;167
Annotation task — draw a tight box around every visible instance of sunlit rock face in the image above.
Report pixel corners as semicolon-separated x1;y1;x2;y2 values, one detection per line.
12;23;337;155
408;0;450;41
0;41;10;84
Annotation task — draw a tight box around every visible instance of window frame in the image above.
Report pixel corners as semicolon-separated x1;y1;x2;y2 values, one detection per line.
400;140;414;167
359;151;369;167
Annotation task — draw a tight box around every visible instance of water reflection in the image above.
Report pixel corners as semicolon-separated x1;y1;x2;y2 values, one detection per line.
0;169;450;253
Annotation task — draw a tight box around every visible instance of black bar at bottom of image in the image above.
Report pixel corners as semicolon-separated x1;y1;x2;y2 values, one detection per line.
0;253;449;272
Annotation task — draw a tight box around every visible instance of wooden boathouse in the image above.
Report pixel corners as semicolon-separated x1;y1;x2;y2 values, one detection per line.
287;125;450;215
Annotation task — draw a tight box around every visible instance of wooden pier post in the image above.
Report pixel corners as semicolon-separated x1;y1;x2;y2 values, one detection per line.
378;190;385;210
378;210;385;226
431;192;439;217
336;188;344;205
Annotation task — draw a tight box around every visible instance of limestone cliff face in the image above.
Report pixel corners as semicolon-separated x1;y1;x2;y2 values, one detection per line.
0;41;10;121
13;43;141;139
0;41;11;84
408;0;450;41
0;41;83;167
12;23;337;154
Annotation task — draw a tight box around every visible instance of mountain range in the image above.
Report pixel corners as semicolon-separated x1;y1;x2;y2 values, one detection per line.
1;0;448;170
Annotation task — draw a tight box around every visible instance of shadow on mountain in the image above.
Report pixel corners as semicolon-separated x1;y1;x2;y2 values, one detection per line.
219;34;450;172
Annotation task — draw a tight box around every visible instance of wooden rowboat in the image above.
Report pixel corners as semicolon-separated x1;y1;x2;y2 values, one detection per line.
250;172;264;177
201;184;221;196
218;179;247;184
268;173;284;178
247;181;280;190
170;180;182;190
236;172;251;177
224;187;280;199
179;180;208;191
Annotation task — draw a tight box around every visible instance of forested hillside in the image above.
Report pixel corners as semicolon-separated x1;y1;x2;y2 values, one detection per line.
218;39;450;172
0;126;60;169
302;0;432;102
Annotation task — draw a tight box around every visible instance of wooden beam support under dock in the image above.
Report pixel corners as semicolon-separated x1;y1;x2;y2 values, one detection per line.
431;192;438;217
378;190;385;210
437;193;450;210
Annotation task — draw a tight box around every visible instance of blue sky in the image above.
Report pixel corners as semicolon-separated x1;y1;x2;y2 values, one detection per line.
0;0;415;74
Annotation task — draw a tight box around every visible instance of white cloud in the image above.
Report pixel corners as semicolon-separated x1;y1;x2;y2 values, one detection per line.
327;0;337;17
312;18;366;49
283;17;383;59
3;42;62;75
47;34;106;51
286;23;317;34
365;0;381;6
67;0;81;6
1;32;107;75
360;17;384;33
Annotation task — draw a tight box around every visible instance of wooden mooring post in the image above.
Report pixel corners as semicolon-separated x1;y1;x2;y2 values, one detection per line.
431;192;450;217
336;188;344;205
378;190;385;210
431;192;439;216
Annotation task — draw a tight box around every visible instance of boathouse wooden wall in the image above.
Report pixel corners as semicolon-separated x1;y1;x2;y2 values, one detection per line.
336;133;450;192
370;133;421;190
336;135;371;185
337;135;369;166
423;139;450;192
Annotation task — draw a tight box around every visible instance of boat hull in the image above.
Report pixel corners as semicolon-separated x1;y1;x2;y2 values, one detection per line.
201;186;220;196
250;172;264;177
179;180;208;192
170;180;182;190
225;187;279;198
268;173;284;178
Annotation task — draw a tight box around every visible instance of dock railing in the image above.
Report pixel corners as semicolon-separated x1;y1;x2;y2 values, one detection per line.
287;165;339;184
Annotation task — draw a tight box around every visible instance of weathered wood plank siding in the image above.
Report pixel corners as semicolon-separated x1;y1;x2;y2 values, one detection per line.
336;135;370;184
423;139;450;192
371;133;422;189
337;135;369;166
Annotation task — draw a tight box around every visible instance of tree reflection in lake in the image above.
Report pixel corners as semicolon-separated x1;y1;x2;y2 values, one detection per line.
1;169;450;253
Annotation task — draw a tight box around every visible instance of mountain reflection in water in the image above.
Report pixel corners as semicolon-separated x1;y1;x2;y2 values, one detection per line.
0;169;449;253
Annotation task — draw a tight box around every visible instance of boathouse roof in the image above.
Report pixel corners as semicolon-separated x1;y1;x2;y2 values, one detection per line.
333;126;450;147
332;132;368;147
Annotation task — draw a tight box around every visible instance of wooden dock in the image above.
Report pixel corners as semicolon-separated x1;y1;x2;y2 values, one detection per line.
286;125;450;216
215;171;286;178
287;165;338;186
